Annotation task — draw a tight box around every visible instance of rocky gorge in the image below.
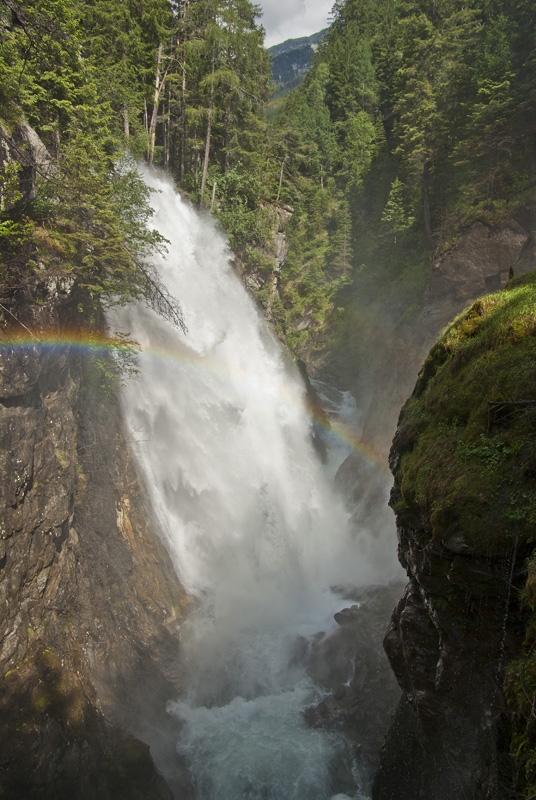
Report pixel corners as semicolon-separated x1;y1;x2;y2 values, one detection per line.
316;209;536;799
2;93;536;800
368;259;536;799
2;0;536;792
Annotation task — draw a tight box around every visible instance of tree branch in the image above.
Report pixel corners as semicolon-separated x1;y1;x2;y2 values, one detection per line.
140;265;187;333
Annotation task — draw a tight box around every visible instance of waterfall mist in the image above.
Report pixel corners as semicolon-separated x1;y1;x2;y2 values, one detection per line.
112;168;399;799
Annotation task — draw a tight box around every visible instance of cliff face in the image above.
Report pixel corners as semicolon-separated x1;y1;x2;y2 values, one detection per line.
372;271;536;799
304;581;404;793
0;288;189;799
360;219;531;462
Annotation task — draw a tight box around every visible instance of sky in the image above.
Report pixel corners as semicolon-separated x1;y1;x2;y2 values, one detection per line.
259;0;333;48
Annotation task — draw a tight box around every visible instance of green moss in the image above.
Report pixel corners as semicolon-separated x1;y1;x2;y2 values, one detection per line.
55;449;69;470
392;270;536;555
393;271;536;793
31;685;52;712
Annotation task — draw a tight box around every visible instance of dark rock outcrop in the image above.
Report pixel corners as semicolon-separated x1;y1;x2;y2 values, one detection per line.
0;292;190;798
372;274;536;799
304;582;404;793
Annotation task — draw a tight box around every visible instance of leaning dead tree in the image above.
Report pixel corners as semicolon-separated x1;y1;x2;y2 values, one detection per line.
141;264;187;333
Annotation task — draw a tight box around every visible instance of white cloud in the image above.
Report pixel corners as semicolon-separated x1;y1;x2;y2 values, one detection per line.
259;0;333;47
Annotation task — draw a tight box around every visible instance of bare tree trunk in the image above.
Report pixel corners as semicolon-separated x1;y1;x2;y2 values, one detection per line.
178;0;190;185
276;156;287;203
180;60;187;184
148;44;172;167
123;102;130;138
423;161;434;250
200;47;215;208
148;44;163;167
210;180;217;211
164;85;170;171
223;106;231;173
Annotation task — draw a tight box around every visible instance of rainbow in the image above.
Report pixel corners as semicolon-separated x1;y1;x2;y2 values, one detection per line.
0;328;390;476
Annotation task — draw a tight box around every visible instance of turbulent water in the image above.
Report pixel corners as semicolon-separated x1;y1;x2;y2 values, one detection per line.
112;168;395;800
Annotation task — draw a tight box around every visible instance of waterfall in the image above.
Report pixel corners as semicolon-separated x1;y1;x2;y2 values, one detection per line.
112;168;392;800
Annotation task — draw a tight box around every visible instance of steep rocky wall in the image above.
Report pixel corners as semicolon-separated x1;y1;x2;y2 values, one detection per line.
304;581;404;794
372;274;536;799
361;219;530;462
0;290;190;799
333;218;533;602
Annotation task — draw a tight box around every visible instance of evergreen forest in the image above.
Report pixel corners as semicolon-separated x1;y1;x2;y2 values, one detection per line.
1;0;535;357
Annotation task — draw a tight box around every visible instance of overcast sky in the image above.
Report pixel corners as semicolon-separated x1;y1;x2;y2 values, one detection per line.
259;0;333;48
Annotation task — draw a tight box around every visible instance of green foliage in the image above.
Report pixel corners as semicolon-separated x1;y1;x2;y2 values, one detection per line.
340;110;382;185
0;160;23;211
264;0;536;362
0;219;33;247
82;337;140;399
28;148;169;312
212;165;271;248
381;177;415;239
77;0;174;148
0;0;270;332
0;0;179;324
1;0;535;364
458;434;514;470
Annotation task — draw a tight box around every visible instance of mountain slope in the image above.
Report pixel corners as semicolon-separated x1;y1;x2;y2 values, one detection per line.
269;30;326;86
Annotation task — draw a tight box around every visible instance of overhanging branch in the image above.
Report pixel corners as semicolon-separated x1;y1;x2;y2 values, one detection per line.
141;265;187;333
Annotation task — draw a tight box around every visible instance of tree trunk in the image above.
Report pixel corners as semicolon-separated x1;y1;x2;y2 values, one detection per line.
200;47;215;208
123;102;130;139
210;180;217;211
180;60;187;184
276;156;287;203
148;43;172;168
223;106;231;173
423;161;434;250
164;86;170;171
178;0;190;185
148;44;163;167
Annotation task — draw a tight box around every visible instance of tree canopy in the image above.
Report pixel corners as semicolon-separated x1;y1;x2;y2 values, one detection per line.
0;0;535;358
0;0;270;328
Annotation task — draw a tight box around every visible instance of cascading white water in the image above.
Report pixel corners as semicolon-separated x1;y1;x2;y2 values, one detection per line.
112;168;396;800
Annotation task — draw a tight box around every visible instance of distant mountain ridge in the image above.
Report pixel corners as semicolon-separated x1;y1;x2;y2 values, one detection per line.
268;30;326;87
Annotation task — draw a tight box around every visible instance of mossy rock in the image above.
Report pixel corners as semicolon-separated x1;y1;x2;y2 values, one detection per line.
391;270;536;556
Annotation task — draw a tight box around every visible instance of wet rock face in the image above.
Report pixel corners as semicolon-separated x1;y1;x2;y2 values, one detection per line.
374;548;518;800
0;305;190;798
0;344;79;669
370;294;536;800
304;582;404;794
